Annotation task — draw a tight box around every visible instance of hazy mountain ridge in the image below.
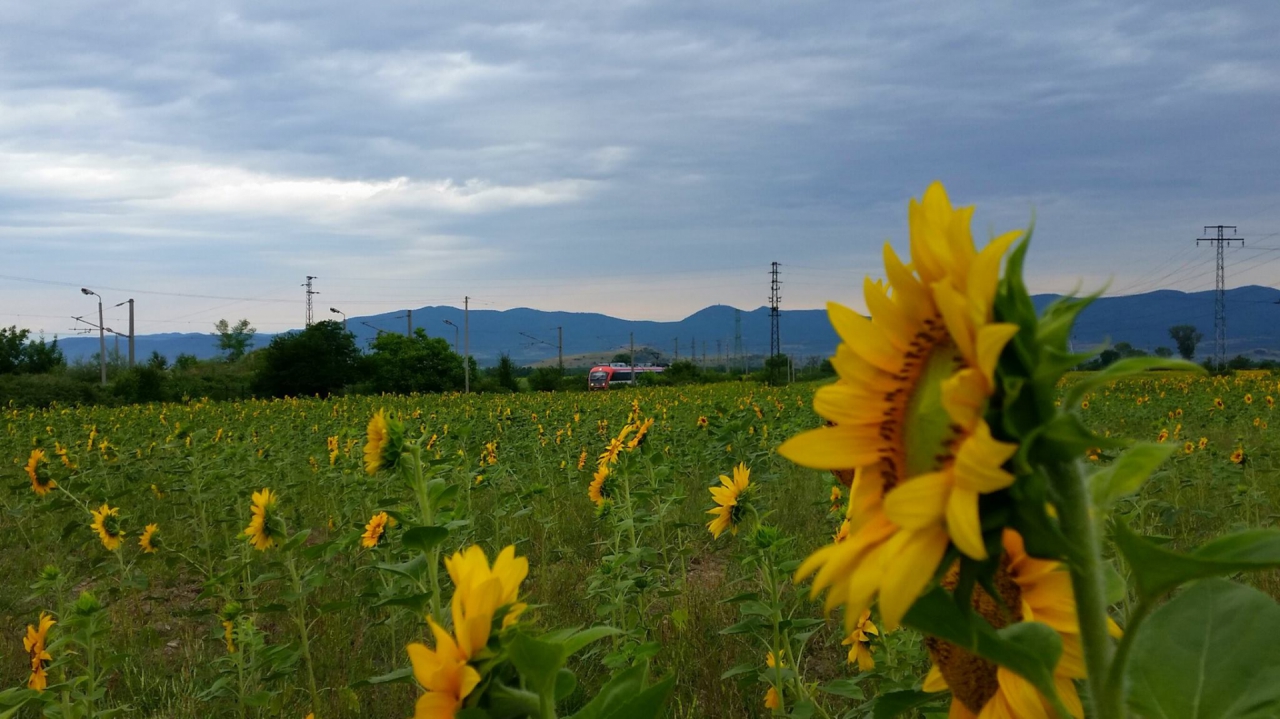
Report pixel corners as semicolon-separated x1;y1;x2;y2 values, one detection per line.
49;286;1280;366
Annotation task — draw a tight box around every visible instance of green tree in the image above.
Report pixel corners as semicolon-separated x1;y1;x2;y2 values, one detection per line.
366;329;464;394
214;318;256;361
611;352;632;364
1168;325;1203;361
253;320;360;397
0;326;65;374
1154;347;1174;358
528;366;564;392
495;354;519;392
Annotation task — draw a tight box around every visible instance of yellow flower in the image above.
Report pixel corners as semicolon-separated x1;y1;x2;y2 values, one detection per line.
1231;447;1245;465
1245;393;1254;404
706;463;751;539
407;619;482;719
588;464;612;507
766;649;784;668
361;511;391;548
444;544;529;645
23;612;55;692
1214;397;1225;410
697;416;709;429
327;435;339;465
577;448;588;470
1198;437;1208;450
843;609;879;671
364;410;392;474
598;436;625;466
243;488;279;551
627;417;654;450
780;182;1022;629
764;686;781;710
1183;441;1194;455
90;503;125;551
25;448;56;496
923;529;1107;718
1080;400;1089;410
139;523;160;553
1157;429;1169;444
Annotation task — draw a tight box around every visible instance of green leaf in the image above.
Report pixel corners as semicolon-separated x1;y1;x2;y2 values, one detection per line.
1127;579;1280;719
1064;356;1203;408
562;626;622;656
1114;522;1280;601
567;663;648;719
402;525;450;555
507;632;567;695
720;663;755;680
903;587;1067;716
349;666;412;688
1091;443;1177;509
819;677;867;699
598;674;674;719
869;689;940;719
555;668;578;701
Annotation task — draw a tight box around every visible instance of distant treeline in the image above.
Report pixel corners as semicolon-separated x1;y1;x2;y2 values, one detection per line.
0;322;836;407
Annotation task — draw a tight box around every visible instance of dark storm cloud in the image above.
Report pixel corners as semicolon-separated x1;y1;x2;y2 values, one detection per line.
1;0;1277;331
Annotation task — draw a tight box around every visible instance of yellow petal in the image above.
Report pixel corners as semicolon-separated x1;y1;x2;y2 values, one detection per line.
923;663;949;692
880;526;949;629
945;486;987;560
952;421;1017;494
778;426;884;470
882;472;950;529
828;302;901;373
974;323;1019;386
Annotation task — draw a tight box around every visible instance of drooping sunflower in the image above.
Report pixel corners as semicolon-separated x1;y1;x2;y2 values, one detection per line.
327;435;340;466
139;523;160;553
25;448;55;496
361;511;392;548
364;410;404;475
90;503;125;551
922;529;1118;719
843;609;879;671
23;612;55;692
243;488;280;551
706;462;752;539
779;182;1023;628
627;418;655;450
588;464;612;507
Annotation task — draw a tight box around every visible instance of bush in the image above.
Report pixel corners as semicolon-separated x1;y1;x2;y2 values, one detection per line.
364;330;464;394
112;366;167;404
253;321;361;398
528;366;564;392
0;373;106;407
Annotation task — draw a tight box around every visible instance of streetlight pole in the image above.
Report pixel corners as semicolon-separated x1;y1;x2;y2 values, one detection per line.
114;299;134;368
330;307;347;331
81;288;106;385
443;319;459;353
463;297;470;394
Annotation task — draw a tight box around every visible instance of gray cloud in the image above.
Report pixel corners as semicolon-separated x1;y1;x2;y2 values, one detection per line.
1;0;1278;335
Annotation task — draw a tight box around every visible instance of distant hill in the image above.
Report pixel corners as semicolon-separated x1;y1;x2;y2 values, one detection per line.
50;285;1280;366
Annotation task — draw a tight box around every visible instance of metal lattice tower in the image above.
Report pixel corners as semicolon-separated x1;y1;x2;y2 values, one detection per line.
303;276;318;326
768;261;781;358
1196;226;1242;369
733;309;744;372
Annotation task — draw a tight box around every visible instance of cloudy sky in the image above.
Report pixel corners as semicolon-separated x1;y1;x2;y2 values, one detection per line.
2;0;1278;336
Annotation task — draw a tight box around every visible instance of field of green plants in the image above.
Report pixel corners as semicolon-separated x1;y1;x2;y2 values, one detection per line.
1;371;1276;718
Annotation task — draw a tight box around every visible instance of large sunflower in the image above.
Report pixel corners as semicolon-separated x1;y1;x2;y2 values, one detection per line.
364;410;404;475
588;464;612;507
25;448;56;496
361;511;392;548
23;612;55;692
90;503;125;551
922;529;1116;718
243;488;280;551
706;462;752;539
780;182;1022;628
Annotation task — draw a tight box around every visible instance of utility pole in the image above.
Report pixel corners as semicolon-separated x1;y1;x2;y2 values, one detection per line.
408;309;413;337
716;339;722;371
701;340;706;368
673;337;679;362
769;261;782;358
303;276;318;326
734;310;744;375
80;288;107;385
557;326;563;373
443;319;459;352
463;297;470;394
1197;225;1243;369
114;298;134;368
629;332;635;386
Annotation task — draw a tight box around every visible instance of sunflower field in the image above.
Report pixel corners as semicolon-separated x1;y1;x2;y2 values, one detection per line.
4;184;1280;719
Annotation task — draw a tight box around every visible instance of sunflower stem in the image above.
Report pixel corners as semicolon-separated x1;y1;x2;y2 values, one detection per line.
1051;459;1117;719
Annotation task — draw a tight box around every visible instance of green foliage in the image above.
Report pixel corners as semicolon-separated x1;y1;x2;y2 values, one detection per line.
365;329;465;394
528;366;564;392
1113;522;1280;602
0;326;65;375
0;373;106;407
1126;579;1280;719
494;354;520;392
1169;324;1203;361
253;320;361;397
214;319;256;362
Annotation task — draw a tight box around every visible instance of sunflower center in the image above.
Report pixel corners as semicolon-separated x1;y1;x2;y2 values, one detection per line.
898;324;964;480
927;558;1025;713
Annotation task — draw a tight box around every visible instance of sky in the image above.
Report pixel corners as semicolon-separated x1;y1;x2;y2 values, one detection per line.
2;0;1279;337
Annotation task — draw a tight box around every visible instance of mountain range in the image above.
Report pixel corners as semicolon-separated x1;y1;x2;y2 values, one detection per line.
46;285;1280;367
